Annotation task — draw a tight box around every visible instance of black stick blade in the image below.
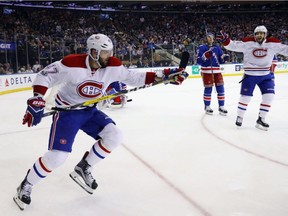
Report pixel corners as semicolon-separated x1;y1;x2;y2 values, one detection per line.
179;51;190;69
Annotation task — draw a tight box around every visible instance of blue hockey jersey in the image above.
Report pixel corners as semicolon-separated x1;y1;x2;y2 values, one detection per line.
196;44;227;74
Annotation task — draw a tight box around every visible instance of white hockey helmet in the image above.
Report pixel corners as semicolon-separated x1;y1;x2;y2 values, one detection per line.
86;33;113;63
254;25;267;36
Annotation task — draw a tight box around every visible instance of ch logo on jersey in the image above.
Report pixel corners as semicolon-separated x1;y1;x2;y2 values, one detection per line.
77;81;103;99
253;48;268;58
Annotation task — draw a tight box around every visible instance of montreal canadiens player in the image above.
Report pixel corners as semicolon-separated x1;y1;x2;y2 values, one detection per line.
216;25;288;130
14;33;188;210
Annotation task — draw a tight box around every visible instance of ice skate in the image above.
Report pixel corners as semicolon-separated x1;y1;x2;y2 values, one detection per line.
13;175;32;210
218;107;228;116
70;152;98;194
255;117;269;131
235;116;243;127
205;106;213;115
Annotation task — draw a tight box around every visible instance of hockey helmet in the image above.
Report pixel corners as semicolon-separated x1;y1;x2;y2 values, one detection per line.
254;25;267;36
87;34;113;63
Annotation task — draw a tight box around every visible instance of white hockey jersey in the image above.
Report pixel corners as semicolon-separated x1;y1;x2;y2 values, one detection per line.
33;54;152;107
224;37;288;76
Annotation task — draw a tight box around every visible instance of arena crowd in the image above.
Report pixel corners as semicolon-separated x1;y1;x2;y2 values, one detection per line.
0;2;287;74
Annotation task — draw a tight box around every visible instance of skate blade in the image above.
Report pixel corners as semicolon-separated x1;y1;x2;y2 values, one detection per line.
69;171;94;194
255;124;268;131
219;112;227;116
205;112;213;115
13;194;26;211
235;122;242;127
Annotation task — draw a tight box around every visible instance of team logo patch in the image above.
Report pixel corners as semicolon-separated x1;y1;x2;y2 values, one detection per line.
253;48;267;58
77;81;103;98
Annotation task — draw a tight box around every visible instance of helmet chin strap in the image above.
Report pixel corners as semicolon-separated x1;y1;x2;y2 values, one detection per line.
88;49;109;68
89;54;101;69
88;50;102;67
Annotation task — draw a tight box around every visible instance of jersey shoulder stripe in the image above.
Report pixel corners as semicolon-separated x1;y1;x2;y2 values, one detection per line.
266;37;281;43
242;37;255;42
107;56;122;67
61;54;87;68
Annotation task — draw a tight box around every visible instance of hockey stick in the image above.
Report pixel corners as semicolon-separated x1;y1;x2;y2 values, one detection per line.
42;52;189;117
204;24;216;94
204;26;214;75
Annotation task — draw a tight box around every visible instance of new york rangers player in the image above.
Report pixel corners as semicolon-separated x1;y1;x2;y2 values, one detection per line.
14;33;188;210
216;25;288;130
196;32;229;115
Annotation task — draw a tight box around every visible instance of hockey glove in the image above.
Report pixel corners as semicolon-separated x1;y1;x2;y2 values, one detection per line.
22;96;46;127
162;68;185;80
202;48;213;61
169;71;189;85
203;50;211;59
156;68;188;85
216;30;229;44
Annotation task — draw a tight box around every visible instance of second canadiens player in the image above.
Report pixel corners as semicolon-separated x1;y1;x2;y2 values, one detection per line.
14;33;189;210
217;25;288;130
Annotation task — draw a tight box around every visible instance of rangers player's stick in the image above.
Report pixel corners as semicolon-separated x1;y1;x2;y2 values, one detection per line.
43;51;189;117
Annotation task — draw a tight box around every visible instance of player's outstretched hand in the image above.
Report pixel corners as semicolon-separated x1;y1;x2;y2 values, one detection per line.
216;30;229;44
169;71;189;85
22;96;45;127
162;68;185;79
161;68;189;85
156;68;188;85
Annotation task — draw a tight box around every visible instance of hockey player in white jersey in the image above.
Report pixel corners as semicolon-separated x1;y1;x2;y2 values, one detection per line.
216;25;288;130
13;33;188;210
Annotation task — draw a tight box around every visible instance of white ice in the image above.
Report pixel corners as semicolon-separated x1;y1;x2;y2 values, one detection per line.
1;74;288;216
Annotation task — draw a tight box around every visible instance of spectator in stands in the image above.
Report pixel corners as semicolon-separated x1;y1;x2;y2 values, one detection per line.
0;64;5;75
32;61;42;73
26;64;34;73
136;58;144;68
0;3;287;68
